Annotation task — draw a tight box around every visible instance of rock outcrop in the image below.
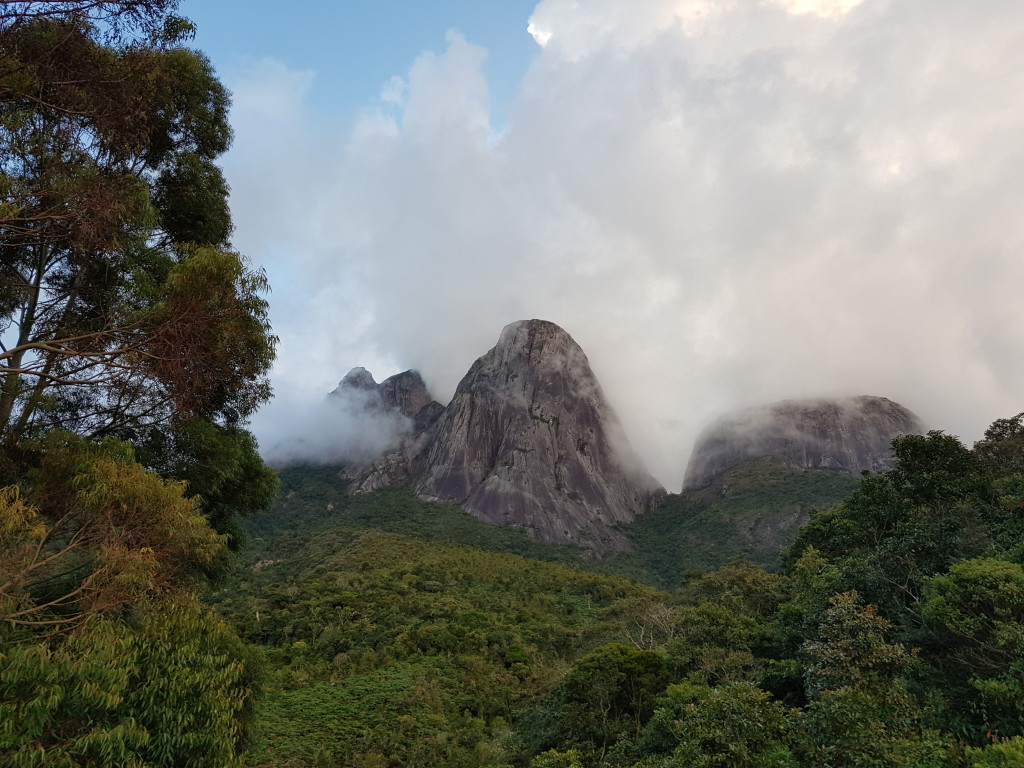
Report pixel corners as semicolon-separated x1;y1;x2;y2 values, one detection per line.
335;366;377;393
683;396;924;490
377;370;438;423
331;367;443;425
346;320;664;556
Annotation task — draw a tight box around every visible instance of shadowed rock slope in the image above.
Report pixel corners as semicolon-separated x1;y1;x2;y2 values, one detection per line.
683;395;924;491
348;320;664;556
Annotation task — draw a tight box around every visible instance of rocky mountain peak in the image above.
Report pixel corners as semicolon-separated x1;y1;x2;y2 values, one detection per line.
331;367;441;423
409;319;662;556
683;395;924;490
377;370;437;422
345;319;663;556
338;367;377;391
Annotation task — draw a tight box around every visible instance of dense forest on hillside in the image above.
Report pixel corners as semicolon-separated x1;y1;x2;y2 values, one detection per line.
210;417;1024;767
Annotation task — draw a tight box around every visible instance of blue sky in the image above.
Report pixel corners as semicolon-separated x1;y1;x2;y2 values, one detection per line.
180;0;539;123
174;1;1024;488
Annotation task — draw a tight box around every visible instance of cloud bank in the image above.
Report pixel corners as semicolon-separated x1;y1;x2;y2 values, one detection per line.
233;0;1024;490
256;379;412;468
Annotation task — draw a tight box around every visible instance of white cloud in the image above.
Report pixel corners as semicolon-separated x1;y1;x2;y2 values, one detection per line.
772;0;865;18
225;0;1024;490
253;383;412;468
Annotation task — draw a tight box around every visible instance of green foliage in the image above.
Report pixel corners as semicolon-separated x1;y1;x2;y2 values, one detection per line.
886;432;989;506
640;682;799;768
531;748;586;768
790;432;992;620
0;6;275;766
800;592;948;768
0;433;227;632
966;737;1024;767
0;596;257;768
557;644;669;747
259;467;586;566
974;414;1024;480
248;661;502;768
153;151;232;245
922;558;1024;739
0;6;274;442
605;459;859;588
803;592;913;696
662;601;776;687
210;495;662;767
210;411;1024;766
136;417;280;546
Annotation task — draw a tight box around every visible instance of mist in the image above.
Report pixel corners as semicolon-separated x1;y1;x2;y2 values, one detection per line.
224;0;1024;490
253;380;412;468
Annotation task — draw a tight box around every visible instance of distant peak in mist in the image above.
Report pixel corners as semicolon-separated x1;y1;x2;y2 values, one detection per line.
337;367;377;390
683;395;925;490
261;366;440;469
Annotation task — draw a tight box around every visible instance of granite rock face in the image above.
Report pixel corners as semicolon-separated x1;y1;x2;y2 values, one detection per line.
331;367;443;424
336;366;377;392
377;370;438;422
347;319;664;556
683;396;924;491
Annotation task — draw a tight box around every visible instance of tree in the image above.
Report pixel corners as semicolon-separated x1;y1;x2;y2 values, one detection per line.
974;413;1024;479
0;4;276;764
799;592;951;767
0;595;261;768
922;558;1024;740
0;0;278;536
0;433;225;634
135;416;279;546
556;643;669;754
639;682;799;768
0;3;275;448
790;432;991;619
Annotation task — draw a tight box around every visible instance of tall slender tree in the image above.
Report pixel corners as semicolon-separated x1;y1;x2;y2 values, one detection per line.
0;4;277;764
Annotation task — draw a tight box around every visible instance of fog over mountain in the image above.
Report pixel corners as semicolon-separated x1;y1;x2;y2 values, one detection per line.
238;0;1024;489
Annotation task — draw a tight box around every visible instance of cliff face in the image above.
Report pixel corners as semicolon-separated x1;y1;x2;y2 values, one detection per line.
414;320;663;555
683;395;924;490
346;320;664;556
377;370;439;423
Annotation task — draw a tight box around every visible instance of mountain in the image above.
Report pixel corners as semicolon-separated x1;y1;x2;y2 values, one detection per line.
346;320;664;556
683;395;924;490
330;367;443;425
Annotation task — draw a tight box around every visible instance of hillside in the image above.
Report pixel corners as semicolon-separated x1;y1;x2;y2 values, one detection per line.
209;414;1024;767
253;460;860;590
210;471;666;766
208;461;859;764
604;457;861;588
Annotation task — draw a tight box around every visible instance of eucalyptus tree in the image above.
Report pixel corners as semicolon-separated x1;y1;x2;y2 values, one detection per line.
0;5;276;763
0;0;279;540
0;1;274;444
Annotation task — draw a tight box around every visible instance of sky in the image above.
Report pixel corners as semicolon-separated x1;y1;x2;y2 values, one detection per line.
179;0;1024;491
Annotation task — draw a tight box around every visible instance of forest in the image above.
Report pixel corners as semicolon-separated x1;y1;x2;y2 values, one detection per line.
212;421;1024;768
3;2;1024;767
